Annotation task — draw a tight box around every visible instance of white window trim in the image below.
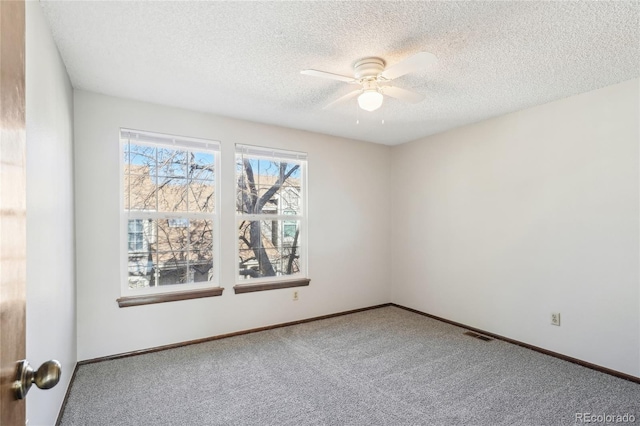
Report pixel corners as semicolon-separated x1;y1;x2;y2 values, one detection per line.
120;128;221;298
235;144;308;285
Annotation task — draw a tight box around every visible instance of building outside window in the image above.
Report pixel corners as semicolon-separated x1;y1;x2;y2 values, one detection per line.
121;129;220;295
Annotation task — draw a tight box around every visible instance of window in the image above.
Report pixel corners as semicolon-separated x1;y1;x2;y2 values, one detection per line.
128;219;146;251
120;129;221;305
235;144;309;293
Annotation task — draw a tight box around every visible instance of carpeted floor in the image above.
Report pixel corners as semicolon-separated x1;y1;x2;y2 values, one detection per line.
59;306;640;425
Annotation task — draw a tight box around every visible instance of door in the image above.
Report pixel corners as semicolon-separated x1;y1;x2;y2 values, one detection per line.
0;0;26;424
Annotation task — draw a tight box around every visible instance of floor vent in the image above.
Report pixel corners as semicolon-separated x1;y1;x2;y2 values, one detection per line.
464;331;493;342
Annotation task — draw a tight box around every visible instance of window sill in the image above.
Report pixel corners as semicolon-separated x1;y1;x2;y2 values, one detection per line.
233;278;310;294
117;287;224;308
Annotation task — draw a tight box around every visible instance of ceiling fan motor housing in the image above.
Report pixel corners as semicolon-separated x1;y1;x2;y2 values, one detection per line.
353;57;385;80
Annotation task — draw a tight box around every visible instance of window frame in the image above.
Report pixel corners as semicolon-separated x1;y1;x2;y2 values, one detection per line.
234;144;309;293
119;128;222;304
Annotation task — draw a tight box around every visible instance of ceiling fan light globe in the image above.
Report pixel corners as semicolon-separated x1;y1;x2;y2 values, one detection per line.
358;90;383;112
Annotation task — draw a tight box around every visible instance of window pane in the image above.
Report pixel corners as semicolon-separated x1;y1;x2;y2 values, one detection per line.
257;186;278;214
157;148;187;178
190;152;214;181
255;159;279;187
190;218;214;283
237;220;300;280
280;186;301;215
124;179;129;211
128;253;157;289
158;177;187;212
128;174;157;211
127;144;156;172
189;180;215;213
190;251;213;282
127;219;157;289
156;219;188;285
126;143;157;211
236;158;255;214
149;219;214;286
235;155;302;215
157;219;189;253
238;249;259;279
278;220;300;276
236;186;256;214
238;220;260;249
189;219;213;252
157;251;188;285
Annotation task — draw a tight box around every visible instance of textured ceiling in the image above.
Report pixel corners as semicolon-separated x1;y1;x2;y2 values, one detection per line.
40;1;639;146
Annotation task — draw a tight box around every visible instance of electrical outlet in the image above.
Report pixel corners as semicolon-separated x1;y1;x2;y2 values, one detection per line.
292;291;299;301
551;312;561;326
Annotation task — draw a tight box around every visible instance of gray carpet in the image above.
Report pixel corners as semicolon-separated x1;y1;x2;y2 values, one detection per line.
59;306;640;425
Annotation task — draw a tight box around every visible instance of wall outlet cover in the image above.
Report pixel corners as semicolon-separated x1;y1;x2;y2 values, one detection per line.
551;312;561;326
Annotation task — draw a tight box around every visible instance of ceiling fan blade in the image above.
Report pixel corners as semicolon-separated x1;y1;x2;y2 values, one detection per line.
323;89;361;110
383;86;425;103
301;69;356;83
380;51;437;80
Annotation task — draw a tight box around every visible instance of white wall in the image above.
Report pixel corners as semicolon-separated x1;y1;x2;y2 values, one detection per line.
391;78;640;377
25;2;76;425
73;90;391;360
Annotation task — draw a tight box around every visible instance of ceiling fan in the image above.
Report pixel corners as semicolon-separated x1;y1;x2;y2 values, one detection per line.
301;52;437;112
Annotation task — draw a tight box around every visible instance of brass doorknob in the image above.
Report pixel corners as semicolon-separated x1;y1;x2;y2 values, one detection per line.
13;359;61;399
